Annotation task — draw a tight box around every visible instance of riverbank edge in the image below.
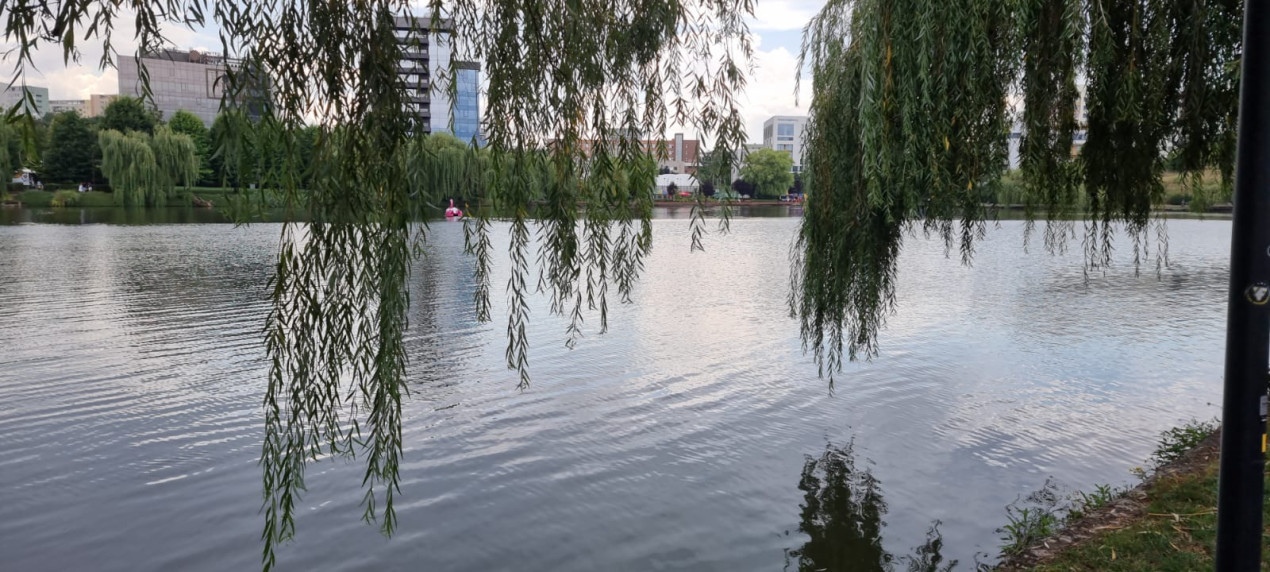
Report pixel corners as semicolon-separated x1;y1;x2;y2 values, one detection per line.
995;428;1230;570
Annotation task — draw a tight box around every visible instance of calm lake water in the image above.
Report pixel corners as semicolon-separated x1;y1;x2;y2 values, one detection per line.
0;208;1231;571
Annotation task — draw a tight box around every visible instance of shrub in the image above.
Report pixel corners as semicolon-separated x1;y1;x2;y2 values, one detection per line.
1151;418;1218;468
49;190;80;207
1165;192;1192;206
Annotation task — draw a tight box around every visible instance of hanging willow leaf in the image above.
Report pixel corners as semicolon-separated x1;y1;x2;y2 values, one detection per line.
793;0;1019;372
795;0;1241;373
5;0;753;568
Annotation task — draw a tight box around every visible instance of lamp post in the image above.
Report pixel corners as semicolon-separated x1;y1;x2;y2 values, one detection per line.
1215;0;1270;569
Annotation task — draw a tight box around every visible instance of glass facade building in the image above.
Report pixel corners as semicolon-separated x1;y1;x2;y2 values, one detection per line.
453;62;481;144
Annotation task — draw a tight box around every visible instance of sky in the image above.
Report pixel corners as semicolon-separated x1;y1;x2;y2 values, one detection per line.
4;0;826;144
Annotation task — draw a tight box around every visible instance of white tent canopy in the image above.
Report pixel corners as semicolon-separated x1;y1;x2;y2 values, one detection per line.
655;173;699;196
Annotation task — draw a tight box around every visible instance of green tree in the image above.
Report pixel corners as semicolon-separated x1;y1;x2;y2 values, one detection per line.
208;111;254;187
740;148;794;199
166;110;212;184
100;96;159;135
42;111;97;183
99;126;198;206
0;121;18;183
696;147;734;188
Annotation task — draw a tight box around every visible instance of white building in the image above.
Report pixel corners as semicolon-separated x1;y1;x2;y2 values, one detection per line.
655;173;699;196
762;115;808;174
49;99;88;115
0;85;50;118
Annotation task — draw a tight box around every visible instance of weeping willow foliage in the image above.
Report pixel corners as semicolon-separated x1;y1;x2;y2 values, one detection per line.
3;0;751;567
793;0;1018;374
0;121;14;183
794;0;1243;372
98;127;199;206
1017;0;1085;252
99;130;159;206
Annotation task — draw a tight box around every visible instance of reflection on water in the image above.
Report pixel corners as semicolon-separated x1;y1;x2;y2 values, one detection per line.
787;442;957;572
0;215;1233;571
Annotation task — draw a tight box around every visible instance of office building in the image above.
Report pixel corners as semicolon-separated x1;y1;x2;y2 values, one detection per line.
762;115;808;174
49;99;88;115
118;48;266;126
0;85;50;118
452;61;481;143
565;132;700;174
87;94;117;117
394;16;474;136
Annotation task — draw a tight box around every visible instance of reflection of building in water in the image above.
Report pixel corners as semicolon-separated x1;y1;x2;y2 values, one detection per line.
787;441;956;572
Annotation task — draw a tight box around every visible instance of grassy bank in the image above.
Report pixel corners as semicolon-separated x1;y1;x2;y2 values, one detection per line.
999;422;1270;570
9;187;287;209
13;190;117;208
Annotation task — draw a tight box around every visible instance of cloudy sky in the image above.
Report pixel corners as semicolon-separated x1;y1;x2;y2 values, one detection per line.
6;0;824;143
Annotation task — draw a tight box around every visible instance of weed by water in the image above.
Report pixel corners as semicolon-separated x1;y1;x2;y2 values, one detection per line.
997;478;1067;556
1150;418;1219;468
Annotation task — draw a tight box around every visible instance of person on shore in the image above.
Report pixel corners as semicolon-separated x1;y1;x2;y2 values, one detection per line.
78;183;85;193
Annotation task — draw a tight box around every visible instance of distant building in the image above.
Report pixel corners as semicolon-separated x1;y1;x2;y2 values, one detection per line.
564;132;700;174
86;94;117;117
391;16;486;141
762;115;808;174
1006;87;1089;170
49;99;87;115
0;85;50;118
118;48;267;126
452;61;481;144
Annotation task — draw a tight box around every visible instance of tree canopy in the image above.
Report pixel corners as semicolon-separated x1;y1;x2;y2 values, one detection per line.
166;110;213;183
0;0;1246;569
42;111;97;183
100;96;160;135
740;148;795;198
99;126;199;206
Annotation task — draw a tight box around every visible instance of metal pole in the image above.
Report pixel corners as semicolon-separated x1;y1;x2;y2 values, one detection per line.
1216;0;1270;569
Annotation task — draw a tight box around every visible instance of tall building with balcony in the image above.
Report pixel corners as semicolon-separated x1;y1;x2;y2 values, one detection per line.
762;115;808;174
393;16;482;141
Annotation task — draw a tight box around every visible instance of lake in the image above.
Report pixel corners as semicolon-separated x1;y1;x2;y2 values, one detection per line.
0;209;1231;571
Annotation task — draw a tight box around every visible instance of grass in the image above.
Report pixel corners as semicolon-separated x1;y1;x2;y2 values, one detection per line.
16;190;116;208
1028;456;1269;571
1008;420;1270;571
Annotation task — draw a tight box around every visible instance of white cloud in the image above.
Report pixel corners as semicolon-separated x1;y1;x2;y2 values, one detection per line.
738;37;808;143
2;15;219;100
750;0;824;31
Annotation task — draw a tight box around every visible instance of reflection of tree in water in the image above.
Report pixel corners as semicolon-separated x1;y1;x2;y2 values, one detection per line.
786;442;957;572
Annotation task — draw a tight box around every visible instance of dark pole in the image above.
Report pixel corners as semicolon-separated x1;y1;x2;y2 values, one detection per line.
1216;0;1270;569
